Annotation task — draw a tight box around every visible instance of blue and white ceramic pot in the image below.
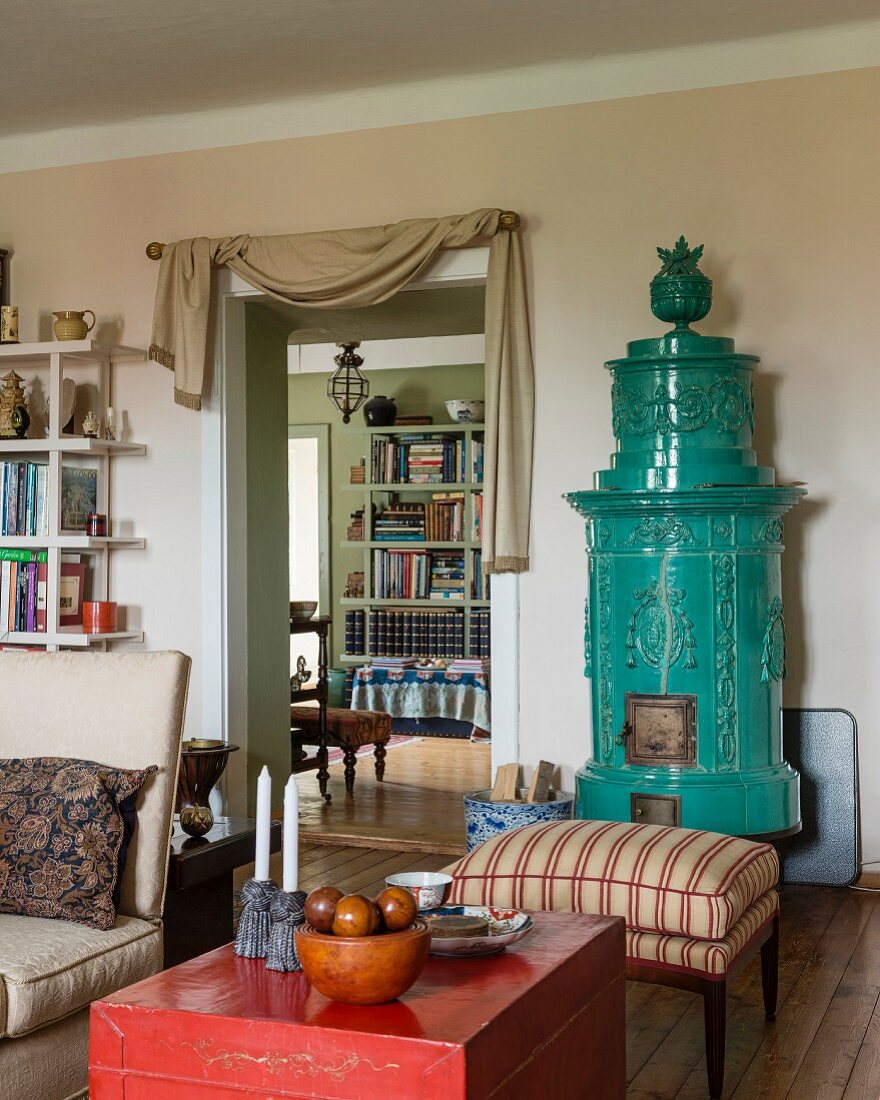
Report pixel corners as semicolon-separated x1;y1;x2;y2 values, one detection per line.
463;789;574;852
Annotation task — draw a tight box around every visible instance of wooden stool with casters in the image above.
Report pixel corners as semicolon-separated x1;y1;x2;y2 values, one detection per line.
290;706;392;794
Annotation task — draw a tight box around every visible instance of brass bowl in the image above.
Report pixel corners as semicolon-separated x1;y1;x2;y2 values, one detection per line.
290;600;318;621
296;920;430;1005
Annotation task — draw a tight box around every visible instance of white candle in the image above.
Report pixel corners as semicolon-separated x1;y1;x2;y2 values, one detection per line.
282;774;299;892
254;765;271;881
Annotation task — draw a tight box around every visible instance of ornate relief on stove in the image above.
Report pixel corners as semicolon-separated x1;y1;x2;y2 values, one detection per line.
583;594;593;679
623;516;702;548
611;377;754;438
596;557;614;763
761;597;787;683
755;518;784;546
713;554;737;769
711;518;734;546
625;579;697;671
596;519;614;548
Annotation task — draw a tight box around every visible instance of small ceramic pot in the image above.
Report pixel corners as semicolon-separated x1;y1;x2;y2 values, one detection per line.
82;600;117;633
463;789;574;852
384;871;453;911
53;309;95;341
363;394;397;426
86;513;107;537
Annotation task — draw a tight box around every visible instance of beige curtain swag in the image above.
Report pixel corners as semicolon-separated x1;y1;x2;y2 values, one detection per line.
149;208;534;572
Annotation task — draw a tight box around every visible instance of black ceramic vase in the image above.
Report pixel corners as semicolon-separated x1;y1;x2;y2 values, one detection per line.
363;395;397;426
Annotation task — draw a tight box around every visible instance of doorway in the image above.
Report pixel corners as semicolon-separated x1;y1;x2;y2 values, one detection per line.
203;251;519;840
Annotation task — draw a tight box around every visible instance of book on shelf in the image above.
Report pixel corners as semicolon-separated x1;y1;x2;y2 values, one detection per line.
60;466;98;532
471;549;490;600
471;438;485;483
448;658;491;673
342;606;474;660
469;609;491;658
349;464;366;484
472;491;483;542
1;461;50;537
370;656;418;668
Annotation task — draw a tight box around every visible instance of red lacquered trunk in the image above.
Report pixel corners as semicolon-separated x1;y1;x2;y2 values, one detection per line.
90;911;625;1099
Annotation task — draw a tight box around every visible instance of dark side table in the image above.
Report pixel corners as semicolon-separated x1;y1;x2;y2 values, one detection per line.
163;816;282;969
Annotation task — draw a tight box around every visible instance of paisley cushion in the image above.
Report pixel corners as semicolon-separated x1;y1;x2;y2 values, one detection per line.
447;818;778;941
0;758;157;931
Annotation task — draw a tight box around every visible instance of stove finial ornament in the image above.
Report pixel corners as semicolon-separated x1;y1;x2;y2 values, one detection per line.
650;235;713;330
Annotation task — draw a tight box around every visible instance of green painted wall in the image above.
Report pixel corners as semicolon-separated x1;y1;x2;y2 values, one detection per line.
246;304;293;810
288;362;484;664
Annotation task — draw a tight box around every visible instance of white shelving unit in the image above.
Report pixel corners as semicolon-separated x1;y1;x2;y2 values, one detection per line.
0;340;146;650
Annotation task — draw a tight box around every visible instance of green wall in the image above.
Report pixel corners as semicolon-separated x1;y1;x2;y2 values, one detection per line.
246;304;293;810
288;362;484;664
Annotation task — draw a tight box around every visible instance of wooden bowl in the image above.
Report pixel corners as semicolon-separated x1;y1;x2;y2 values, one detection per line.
295;919;430;1005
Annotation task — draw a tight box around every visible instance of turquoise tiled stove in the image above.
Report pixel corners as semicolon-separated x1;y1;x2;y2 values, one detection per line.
566;238;804;838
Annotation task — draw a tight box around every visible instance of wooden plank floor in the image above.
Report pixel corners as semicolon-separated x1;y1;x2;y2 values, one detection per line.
296;736;490;855
235;844;880;1098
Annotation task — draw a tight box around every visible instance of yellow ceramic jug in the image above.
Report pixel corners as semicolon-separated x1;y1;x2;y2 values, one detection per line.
53;310;95;341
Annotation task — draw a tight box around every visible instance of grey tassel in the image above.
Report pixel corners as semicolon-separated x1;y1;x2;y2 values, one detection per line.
266;889;308;972
234;878;279;958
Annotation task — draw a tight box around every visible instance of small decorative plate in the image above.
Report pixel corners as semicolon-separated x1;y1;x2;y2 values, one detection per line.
425;905;533;957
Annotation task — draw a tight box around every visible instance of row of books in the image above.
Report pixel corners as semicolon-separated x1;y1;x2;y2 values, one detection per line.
370;435;479;485
0;554;46;633
0;550;87;634
343;608;492;658
372;549;465;600
1;462;49;537
344;608;467;658
373;495;469;542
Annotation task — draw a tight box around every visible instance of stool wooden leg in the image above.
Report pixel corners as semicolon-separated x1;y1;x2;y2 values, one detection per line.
343;746;357;793
761;916;780;1021
703;978;726;1100
374;742;387;782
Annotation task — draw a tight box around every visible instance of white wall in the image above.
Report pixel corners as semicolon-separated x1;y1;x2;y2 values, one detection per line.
0;65;876;859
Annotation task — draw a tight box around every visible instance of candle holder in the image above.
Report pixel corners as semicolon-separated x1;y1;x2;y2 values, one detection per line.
234;878;279;958
266;888;309;972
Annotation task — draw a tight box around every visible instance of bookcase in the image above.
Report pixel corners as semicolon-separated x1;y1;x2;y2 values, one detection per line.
339;423;490;664
0;340;145;649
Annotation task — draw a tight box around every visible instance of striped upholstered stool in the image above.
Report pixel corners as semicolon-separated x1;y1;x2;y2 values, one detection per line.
290;706;391;793
447;819;780;1099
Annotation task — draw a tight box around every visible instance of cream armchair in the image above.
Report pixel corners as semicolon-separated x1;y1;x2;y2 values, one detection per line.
0;651;191;1100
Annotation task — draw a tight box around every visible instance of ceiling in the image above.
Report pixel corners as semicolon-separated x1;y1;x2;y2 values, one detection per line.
0;0;875;138
251;285;486;345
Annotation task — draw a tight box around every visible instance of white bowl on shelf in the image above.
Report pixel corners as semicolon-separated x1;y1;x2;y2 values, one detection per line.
445;399;484;423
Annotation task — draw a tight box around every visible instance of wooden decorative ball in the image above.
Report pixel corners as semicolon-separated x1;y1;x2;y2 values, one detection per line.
304;886;344;934
376;886;418;932
331;894;381;938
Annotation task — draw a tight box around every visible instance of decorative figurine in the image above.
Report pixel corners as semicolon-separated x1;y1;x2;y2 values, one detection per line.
290;655;311;693
0;370;27;438
82;410;99;438
104;406;116;441
11;405;30;439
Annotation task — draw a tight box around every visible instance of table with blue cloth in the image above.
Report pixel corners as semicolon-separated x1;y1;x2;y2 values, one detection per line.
351;666;491;731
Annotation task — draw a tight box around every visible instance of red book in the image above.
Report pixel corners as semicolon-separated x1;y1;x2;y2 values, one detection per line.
36;561;47;632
